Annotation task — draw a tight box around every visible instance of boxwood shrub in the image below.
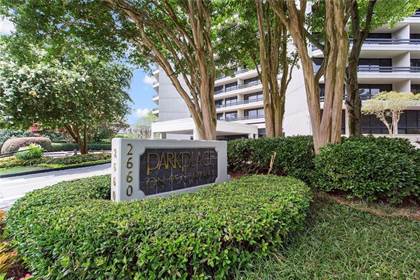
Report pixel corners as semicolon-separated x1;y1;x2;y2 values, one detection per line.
228;136;314;182
0;153;111;169
313;136;419;204
15;144;44;160
6;175;311;279
50;142;111;152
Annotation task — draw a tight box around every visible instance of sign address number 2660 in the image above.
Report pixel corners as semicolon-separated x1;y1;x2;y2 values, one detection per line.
126;143;134;196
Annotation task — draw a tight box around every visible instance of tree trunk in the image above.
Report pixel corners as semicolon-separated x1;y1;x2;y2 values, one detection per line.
346;58;362;136
64;124;88;154
269;0;348;153
392;111;399;136
346;0;376;136
105;0;217;140
256;0;292;138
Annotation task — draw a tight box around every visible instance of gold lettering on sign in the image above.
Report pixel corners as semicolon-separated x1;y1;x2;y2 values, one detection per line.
147;153;160;175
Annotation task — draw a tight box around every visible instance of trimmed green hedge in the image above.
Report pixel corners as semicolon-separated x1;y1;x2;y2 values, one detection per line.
313;136;419;204
6;175;311;279
50;143;111;152
0;153;111;169
228;136;314;182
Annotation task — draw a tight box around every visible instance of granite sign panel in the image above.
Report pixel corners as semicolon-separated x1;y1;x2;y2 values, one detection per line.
111;139;228;201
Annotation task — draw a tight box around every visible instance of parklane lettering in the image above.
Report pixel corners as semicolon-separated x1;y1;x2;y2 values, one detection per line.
139;148;218;195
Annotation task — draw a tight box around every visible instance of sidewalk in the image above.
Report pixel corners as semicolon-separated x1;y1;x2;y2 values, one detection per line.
0;163;111;210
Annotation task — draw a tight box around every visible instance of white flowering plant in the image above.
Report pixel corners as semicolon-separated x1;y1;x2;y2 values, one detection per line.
0;43;132;154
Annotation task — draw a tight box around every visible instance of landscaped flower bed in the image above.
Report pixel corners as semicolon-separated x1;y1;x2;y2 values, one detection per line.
0;153;111;170
6;175;311;279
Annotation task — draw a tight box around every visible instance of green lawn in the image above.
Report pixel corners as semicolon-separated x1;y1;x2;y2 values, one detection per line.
235;194;419;279
0;153;111;177
0;165;49;176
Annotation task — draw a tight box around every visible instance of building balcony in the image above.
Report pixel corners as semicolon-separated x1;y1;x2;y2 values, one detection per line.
220;114;265;122
152;108;159;115
316;66;420;82
357;66;420;72
312;38;420;56
216;97;263;109
215;80;262;95
152;94;159;104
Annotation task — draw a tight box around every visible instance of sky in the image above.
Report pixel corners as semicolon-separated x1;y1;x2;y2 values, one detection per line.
128;69;156;125
1;17;155;126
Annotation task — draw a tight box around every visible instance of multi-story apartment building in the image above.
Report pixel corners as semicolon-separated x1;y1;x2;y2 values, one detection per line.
151;10;420;140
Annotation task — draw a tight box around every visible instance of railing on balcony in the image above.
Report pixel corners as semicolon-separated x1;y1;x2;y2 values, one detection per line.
214;80;262;95
220;114;265;121
412;9;420;17
357;66;420;72
363;38;420;44
312;38;420;50
320;93;376;102
215;97;263;108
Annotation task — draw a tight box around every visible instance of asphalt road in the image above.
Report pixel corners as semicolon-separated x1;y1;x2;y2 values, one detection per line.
0;163;111;210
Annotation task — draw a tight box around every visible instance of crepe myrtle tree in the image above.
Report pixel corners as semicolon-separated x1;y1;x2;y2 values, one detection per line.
0;0;219;140
214;0;298;138
0;52;132;154
306;0;419;137
269;0;349;153
362;91;419;136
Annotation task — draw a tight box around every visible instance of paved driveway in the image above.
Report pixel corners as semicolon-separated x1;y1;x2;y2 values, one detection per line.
0;163;111;210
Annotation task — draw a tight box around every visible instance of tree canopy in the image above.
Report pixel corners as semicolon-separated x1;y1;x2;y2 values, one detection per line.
1;0;221;139
362;91;419;135
0;42;132;153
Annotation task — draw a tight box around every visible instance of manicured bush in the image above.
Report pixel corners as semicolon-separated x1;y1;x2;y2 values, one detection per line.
50;142;111;152
41;153;110;166
15;144;43;161
313;136;419;204
0;153;110;169
6;175;311;279
50;142;78;151
228;136;314;182
1;137;52;154
87;143;112;151
0;130;35;151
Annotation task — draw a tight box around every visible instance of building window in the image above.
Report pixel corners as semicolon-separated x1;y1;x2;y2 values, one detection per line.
225;111;237;121
411;85;420;93
244;108;264;119
216;113;224;120
366;33;391;39
410;33;420;39
361;114;388;134
410;59;420;67
215;99;223;107
244;92;263;102
319;84;325;100
258;128;266;137
313;58;323;72
225;82;238;91
243;76;259;85
214;85;223;93
225;97;238;106
398;110;420;134
358;84;392;100
358;58;392;67
358;58;392;72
